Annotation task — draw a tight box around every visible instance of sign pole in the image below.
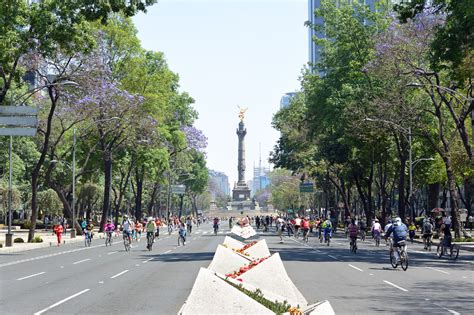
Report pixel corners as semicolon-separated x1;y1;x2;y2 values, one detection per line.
6;136;13;246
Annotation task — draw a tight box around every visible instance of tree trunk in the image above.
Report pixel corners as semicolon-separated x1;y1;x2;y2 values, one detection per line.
134;166;144;220
428;183;440;212
28;87;58;242
397;157;407;222
444;157;462;238
99;152;112;232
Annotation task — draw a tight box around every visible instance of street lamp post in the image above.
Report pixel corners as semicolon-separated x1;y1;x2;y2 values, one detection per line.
71;128;76;238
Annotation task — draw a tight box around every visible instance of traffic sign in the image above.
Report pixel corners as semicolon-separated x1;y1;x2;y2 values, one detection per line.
171;184;186;194
0;106;38;137
299;182;314;193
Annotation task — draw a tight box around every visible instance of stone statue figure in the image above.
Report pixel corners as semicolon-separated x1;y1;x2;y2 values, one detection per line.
237;106;248;121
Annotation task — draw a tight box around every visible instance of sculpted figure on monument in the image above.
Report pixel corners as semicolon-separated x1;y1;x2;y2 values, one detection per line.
237;105;248;121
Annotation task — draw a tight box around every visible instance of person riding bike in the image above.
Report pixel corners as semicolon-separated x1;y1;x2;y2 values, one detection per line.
348;218;359;251
358;219;367;240
213;217;219;234
301;217;310;240
408;221;416;243
121;215;133;244
104;219;115;243
371;218;382;245
85;219;94;241
146;217;156;250
384;219;393;246
422;218;434;249
385;217;408;262
186;216;193;234
178;222;187;245
322;218;333;244
135;220;143;241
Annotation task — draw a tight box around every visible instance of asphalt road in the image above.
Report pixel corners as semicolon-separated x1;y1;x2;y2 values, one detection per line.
1;223;473;315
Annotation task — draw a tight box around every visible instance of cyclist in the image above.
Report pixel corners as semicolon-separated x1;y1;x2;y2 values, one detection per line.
121;215;133;245
229;217;233;229
371;218;382;245
441;213;452;247
422;217;434;250
358;219;367;241
104;219;115;244
301;217;310;241
155;217;161;238
213;217;219;234
348;218;359;251
146;217;156;250
81;219;87;233
294;216;301;238
385;217;408;262
344;216;351;238
384;219;393;246
85;219;94;242
186;216;193;234
135;220;143;241
178;222;187;245
408;221;416;243
323;217;333;244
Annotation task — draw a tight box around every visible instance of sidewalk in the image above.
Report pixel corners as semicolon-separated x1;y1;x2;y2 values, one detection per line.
412;232;474;252
0;229;85;254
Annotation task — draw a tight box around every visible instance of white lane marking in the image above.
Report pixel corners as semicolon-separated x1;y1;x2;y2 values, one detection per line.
462;276;467;279
17;272;46;281
426;267;450;274
164;250;172;254
448;310;460;315
110;270;129;279
143;258;154;264
99;281;104;284
135;264;140;267
433;302;460;315
203;231;208;234
328;255;339;260
348;264;363;272
383;280;408;292
34;289;90;315
193;237;197;241
60;266;64;269
369;273;374;276
73;258;91;265
107;251;117;255
0;242;110;268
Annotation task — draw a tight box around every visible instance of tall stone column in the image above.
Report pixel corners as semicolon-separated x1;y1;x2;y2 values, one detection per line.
237;121;247;185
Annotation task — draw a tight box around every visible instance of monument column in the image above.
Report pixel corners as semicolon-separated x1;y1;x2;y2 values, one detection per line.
232;107;251;202
237;121;247;185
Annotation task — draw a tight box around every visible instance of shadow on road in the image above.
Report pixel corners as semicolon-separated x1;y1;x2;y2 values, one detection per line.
139;251;215;262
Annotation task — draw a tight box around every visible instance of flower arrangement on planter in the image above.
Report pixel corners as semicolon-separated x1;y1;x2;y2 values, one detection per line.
225;257;269;279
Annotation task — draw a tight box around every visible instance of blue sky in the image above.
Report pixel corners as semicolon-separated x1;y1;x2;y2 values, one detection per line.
133;0;308;187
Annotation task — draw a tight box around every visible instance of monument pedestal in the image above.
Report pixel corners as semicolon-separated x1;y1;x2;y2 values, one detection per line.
232;183;251;202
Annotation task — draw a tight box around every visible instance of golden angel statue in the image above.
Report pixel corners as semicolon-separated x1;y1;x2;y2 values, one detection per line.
237;106;248;121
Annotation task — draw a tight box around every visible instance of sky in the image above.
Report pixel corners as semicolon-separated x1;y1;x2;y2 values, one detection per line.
133;0;308;187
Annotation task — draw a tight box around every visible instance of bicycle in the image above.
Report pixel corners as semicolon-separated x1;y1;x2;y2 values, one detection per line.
324;230;331;246
389;240;408;271
423;234;433;251
146;232;154;251
437;237;459;260
123;233;131;252
84;231;92;247
213;224;219;235
302;229;309;243
178;233;186;246
350;237;357;253
374;231;381;247
105;231;113;246
359;229;366;242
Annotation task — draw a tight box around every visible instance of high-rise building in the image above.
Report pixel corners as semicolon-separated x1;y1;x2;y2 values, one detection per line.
280;92;297;109
308;0;386;67
252;146;271;195
208;169;230;197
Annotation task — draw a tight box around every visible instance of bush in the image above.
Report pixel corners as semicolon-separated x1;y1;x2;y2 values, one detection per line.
0;242;3;248
454;237;473;243
14;237;24;243
32;236;43;243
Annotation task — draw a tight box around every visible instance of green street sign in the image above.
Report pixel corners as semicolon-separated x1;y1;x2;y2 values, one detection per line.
299;182;314;193
287;209;294;213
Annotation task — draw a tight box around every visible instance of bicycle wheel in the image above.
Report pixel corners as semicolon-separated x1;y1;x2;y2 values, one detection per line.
390;250;398;268
437;244;443;258
400;251;408;271
450;244;459;260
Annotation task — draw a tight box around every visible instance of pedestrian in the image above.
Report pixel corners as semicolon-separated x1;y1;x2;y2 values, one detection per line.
53;224;64;246
44;216;49;230
408;221;416;243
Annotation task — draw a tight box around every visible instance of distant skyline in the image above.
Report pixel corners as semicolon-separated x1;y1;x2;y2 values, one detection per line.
133;0;308;186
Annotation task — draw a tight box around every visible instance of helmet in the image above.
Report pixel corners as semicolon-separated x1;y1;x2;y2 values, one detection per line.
107;219;111;223
124;215;129;218
375;218;379;222
394;217;402;225
148;217;153;222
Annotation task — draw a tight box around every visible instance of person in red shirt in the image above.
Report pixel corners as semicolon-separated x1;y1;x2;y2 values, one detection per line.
301;218;310;241
53;224;64;246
